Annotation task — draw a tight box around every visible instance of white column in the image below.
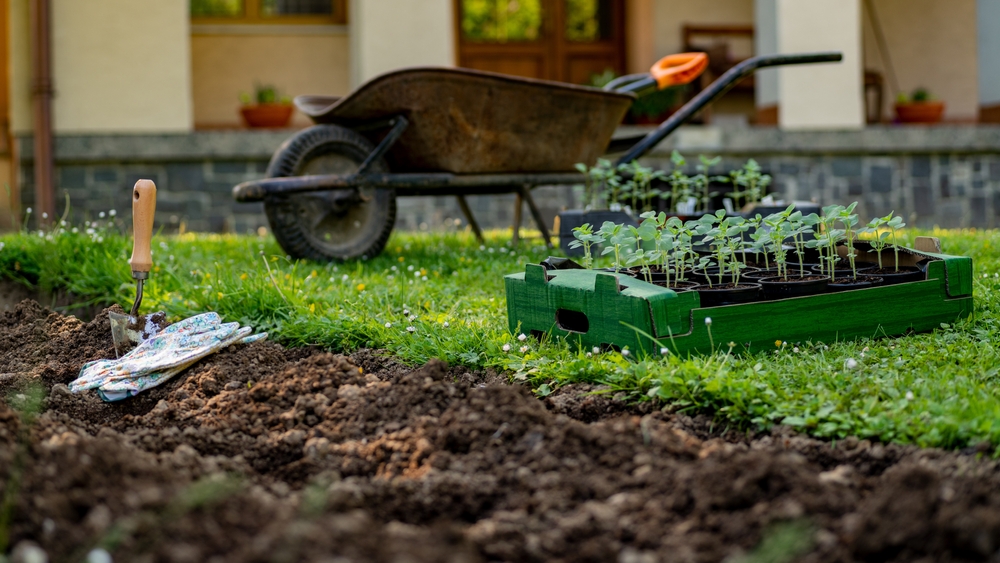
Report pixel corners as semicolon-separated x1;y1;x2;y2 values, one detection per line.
978;0;1000;118
754;0;779;119
775;0;864;129
350;0;456;88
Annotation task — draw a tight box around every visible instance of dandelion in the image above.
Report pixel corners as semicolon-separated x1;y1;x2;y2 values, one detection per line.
406;326;416;333
385;322;392;328
356;283;366;291
109;209;116;217
775;340;783;348
518;333;527;342
502;343;511;352
704;317;712;326
519;345;528;353
398;256;405;262
845;358;859;370
240;273;248;280
905;390;914;400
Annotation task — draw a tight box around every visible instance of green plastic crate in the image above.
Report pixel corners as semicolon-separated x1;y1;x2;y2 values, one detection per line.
504;244;974;355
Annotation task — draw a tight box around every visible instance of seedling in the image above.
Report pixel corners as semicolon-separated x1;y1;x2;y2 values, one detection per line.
597;221;633;272
837;202;861;279
569;223;604;268
860;212;894;270
691;155;724;213
727;158;771;209
886;214;906;272
664;151;693;213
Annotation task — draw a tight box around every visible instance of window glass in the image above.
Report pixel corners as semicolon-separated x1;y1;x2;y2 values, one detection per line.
260;0;334;16
462;0;543;42
191;0;244;18
565;0;612;42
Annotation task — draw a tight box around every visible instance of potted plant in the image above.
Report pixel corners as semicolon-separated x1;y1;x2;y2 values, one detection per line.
895;87;944;124
858;212;924;284
559;159;637;257
755;206;831;299
240;84;295;128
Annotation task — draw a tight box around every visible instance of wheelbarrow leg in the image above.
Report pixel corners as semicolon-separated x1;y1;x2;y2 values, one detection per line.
519;185;553;248
512;190;523;246
456;195;485;244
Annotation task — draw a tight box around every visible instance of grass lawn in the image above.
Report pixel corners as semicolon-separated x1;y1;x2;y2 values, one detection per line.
2;218;999;452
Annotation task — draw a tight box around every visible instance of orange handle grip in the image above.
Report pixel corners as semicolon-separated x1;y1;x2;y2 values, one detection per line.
130;179;156;276
649;52;709;89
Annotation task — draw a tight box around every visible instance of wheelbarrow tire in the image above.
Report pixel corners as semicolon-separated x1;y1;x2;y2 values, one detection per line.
263;124;396;262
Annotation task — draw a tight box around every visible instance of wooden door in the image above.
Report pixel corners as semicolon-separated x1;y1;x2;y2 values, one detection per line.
455;0;625;85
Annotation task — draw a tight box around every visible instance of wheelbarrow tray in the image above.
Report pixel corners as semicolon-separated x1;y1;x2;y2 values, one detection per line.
504;243;974;356
295;67;634;174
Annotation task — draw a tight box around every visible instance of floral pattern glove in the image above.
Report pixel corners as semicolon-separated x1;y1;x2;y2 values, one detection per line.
70;312;267;402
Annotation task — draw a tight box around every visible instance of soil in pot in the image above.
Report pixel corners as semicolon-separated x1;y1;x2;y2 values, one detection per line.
742;268;782;280
812;261;877;277
758;275;831;300
860;266;925;285
694;282;762;307
828;274;884;292
654;280;701;292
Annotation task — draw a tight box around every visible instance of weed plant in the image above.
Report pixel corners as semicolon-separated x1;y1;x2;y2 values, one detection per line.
1;219;1000;453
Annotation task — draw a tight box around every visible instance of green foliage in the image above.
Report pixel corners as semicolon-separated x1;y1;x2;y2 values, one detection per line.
191;0;243;18
897;87;933;104
240;84;291;106
3;219;1000;454
461;0;542;42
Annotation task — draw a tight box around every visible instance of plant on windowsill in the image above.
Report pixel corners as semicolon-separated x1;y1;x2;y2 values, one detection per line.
239;84;295;129
894;87;944;124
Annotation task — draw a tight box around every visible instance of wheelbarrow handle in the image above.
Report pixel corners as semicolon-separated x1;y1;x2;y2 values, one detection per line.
614;51;843;166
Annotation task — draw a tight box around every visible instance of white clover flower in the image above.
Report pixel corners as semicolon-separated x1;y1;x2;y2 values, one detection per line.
25;207;32;214
407;265;414;271
443;321;450;328
479;245;486;251
109;209;116;217
41;212;48;219
452;271;459;276
592;346;600;354
502;343;511;352
391;265;397;271
403;309;410;316
414;271;421;277
406;326;416;333
704;317;712;326
488;247;495;253
72;227;78;233
421;275;428;281
793;347;800;353
96;236;103;243
387;275;394;281
519;345;528;353
408;315;417;321
660;347;669;355
621;349;630;357
99;212;105;218
60;220;66;227
845;358;859;370
385;322;392;328
905;390;914;400
517;333;527;342
341;274;349;281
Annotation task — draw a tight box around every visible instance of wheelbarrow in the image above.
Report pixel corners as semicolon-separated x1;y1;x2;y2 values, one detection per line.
233;51;842;262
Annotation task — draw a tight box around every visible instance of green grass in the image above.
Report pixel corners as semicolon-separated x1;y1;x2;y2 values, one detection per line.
3;218;1000;453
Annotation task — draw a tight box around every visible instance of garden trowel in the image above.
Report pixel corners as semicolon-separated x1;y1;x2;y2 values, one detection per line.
110;179;166;357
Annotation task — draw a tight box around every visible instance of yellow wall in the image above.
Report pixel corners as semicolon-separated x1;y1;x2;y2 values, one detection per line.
862;0;978;121
191;32;350;128
349;0;455;87
9;0;30;134
50;0;191;133
652;0;754;58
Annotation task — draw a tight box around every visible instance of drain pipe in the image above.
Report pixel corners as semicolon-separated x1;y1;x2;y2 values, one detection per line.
29;0;55;226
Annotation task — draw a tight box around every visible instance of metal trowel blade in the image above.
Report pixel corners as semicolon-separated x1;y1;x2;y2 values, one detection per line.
109;310;166;358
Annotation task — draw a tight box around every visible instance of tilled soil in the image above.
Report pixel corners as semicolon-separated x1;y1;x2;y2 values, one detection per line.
2;300;1000;562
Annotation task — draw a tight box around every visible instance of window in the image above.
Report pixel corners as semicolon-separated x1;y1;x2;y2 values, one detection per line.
191;0;346;24
460;0;543;42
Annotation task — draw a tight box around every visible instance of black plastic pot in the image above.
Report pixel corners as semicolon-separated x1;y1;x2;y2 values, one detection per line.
758;275;831;300
557;210;636;257
694;283;763;307
828;275;884;292
859;266;925;285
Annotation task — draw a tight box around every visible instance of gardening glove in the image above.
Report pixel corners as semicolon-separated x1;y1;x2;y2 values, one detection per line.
70;312;267;402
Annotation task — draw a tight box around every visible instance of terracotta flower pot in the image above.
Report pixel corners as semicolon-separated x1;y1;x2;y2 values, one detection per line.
240;104;295;128
895;101;944;124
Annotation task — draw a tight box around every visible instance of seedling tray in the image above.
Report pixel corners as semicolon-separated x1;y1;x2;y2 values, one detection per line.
504;241;973;355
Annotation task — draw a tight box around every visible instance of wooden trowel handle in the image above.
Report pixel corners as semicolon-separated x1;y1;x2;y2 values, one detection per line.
130;179;157;276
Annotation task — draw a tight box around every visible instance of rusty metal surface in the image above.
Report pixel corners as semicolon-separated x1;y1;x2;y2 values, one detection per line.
295;67;634;174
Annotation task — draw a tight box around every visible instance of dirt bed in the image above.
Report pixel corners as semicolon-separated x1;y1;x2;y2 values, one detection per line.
1;300;1000;562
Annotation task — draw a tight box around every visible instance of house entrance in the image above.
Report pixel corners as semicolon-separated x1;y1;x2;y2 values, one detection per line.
456;0;625;85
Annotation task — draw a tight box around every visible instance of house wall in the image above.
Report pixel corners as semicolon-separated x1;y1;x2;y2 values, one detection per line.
862;0;979;121
9;0;30;134
651;0;754;57
349;0;455;87
190;31;351;128
977;0;1000;112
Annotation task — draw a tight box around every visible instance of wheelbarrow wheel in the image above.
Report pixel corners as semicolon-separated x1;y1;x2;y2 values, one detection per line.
263;125;396;261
